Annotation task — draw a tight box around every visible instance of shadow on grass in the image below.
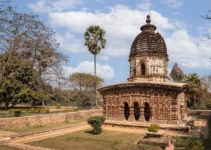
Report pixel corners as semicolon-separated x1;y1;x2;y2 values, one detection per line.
84;130;93;135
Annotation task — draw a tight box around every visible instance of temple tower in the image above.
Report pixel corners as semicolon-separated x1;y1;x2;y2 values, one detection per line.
128;15;169;82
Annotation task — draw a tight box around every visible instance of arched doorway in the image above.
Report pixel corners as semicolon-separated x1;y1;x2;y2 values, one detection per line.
144;102;150;121
141;63;145;75
124;102;130;120
134;102;140;121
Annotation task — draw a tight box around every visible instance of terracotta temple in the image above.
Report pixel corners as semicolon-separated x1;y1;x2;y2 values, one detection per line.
98;15;189;124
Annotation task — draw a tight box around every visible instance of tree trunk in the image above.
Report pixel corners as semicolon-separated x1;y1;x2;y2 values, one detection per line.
94;54;99;108
5;101;8;110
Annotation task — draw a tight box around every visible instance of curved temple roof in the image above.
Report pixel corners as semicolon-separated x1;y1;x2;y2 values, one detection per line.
130;15;167;58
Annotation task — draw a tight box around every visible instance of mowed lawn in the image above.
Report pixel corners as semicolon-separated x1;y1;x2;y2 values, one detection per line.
29;130;151;150
0;145;18;150
6;118;87;135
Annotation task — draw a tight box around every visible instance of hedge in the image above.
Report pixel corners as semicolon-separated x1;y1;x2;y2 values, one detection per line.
8;108;50;113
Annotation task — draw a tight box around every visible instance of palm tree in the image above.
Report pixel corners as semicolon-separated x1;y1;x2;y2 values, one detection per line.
84;25;106;107
170;63;184;82
185;73;200;84
184;73;202;108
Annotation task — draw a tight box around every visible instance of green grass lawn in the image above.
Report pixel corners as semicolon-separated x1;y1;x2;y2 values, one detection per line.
7;118;87;135
0;145;18;150
0;109;78;118
29;129;209;150
29;130;162;150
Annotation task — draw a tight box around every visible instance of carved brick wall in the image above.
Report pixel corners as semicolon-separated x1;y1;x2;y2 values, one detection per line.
129;55;169;82
101;86;187;124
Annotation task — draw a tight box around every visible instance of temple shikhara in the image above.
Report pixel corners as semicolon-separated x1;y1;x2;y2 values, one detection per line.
98;15;189;124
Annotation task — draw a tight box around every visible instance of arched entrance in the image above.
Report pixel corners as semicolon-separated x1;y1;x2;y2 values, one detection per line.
134;102;140;121
144;102;150;121
124;102;130;120
141;63;145;75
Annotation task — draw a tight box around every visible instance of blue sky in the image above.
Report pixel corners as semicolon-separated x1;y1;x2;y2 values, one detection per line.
11;0;211;85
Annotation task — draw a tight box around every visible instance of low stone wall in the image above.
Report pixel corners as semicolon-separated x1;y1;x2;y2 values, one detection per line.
0;109;103;130
188;110;211;115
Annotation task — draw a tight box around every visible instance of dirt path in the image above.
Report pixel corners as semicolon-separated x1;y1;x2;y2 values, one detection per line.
103;126;148;134
8;123;90;144
1;123;90;150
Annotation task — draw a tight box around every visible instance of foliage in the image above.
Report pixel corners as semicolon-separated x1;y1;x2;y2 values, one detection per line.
187;137;205;150
170;63;184;82
148;124;160;133
175;137;205;150
0;0;67;108
68;72;104;108
9;108;50;113
0;0;67;81
69;72;104;90
84;26;106;55
56;104;61;109
14;110;21;117
45;87;66;105
87;116;105;134
208;114;211;139
0;51;44;108
204;114;211;149
185;73;201;84
185;73;211;109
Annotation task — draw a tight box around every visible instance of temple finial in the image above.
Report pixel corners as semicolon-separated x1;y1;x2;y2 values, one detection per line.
146;14;151;24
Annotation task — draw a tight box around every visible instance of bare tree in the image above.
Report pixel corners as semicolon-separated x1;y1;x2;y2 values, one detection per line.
0;0;67;83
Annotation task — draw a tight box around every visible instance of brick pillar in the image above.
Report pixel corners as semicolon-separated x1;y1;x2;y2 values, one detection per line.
151;107;155;120
119;106;125;120
140;106;145;122
103;104;106;117
128;104;135;121
149;106;153;122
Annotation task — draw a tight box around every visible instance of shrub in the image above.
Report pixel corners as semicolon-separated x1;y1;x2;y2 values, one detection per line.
187;137;205;150
148;124;160;133
205;114;211;149
208;114;211;139
14;110;21;117
56;104;61;109
87;116;105;135
175;137;205;150
8;108;50;113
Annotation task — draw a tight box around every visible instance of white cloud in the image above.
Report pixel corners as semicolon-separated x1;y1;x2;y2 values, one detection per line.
48;5;175;58
28;1;211;70
28;0;47;13
137;0;151;11
28;0;82;13
56;32;85;53
161;0;183;8
63;61;114;79
166;30;211;68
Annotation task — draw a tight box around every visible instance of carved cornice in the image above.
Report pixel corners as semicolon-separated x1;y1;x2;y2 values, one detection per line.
129;51;168;61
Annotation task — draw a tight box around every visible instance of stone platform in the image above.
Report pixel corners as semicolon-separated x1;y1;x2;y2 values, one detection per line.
137;136;169;147
104;120;190;132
